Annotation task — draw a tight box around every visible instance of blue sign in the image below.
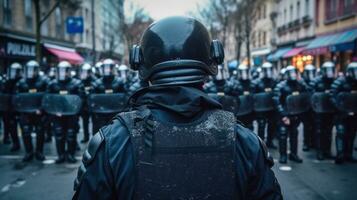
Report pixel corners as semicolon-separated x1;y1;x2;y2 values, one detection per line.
66;17;84;34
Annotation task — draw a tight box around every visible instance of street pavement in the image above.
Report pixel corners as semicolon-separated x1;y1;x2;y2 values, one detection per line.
0;124;356;200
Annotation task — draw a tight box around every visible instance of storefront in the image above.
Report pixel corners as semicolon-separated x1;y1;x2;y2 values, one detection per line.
302;28;357;71
0;34;36;73
283;47;313;72
43;43;84;66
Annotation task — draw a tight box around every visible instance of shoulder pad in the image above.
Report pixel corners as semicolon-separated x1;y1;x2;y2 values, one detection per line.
74;131;104;191
257;136;274;168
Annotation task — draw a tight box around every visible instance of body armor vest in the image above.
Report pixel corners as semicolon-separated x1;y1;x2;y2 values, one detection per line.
117;108;237;199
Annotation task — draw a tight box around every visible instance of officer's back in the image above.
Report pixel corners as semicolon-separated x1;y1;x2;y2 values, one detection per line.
73;16;282;200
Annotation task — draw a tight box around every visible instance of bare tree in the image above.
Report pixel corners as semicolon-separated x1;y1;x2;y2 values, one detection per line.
33;0;82;63
121;2;153;62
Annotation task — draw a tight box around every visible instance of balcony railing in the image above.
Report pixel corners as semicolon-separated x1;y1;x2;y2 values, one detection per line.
302;15;312;26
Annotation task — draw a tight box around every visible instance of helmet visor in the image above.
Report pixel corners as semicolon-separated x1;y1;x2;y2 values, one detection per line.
263;68;273;78
58;68;69;81
239;70;249;80
25;66;38;79
80;70;89;80
324;67;335;78
120;70;127;80
103;64;113;76
287;70;298;80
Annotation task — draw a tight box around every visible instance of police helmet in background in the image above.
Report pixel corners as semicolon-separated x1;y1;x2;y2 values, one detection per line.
237;64;249;80
321;61;336;78
57;61;72;81
279;68;287;80
8;62;22;80
261;62;274;79
118;64;129;81
80;63;92;80
346;62;357;80
285;65;299;81
24;60;40;79
129;16;224;85
303;64;316;81
94;61;103;77
101;59;116;77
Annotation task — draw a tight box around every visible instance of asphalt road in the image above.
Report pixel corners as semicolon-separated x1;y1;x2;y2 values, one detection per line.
0;123;356;200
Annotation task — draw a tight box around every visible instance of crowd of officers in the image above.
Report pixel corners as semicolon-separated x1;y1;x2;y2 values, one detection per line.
204;61;357;164
0;58;356;165
0;59;141;163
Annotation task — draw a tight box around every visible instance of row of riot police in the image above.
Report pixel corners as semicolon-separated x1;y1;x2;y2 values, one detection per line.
0;59;142;163
204;61;357;164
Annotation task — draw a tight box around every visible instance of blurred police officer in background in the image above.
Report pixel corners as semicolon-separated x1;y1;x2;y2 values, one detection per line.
15;60;48;162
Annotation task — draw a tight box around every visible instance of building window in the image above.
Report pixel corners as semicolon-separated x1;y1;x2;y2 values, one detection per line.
290;5;294;21
263;31;266;45
55;7;63;38
326;0;338;21
342;0;355;16
284;9;287;24
24;0;33;31
305;0;309;16
263;4;266;19
3;0;12;26
297;1;300;19
41;1;49;36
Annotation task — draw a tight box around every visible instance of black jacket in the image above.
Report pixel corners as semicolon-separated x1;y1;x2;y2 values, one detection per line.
73;86;282;200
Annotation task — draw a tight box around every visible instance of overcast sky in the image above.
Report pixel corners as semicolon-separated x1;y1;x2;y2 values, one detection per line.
125;0;208;20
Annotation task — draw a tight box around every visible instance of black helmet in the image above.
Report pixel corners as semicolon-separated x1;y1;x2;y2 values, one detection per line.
346;62;357;80
285;65;299;81
57;61;72;81
130;16;224;85
101;59;116;77
303;64;316;81
321;61;335;78
8;63;22;80
261;62;274;79
80;63;92;80
25;60;40;79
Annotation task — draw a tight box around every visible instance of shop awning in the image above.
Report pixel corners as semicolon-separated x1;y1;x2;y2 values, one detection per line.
268;47;292;61
44;43;84;65
283;47;305;58
303;29;357;55
251;48;271;57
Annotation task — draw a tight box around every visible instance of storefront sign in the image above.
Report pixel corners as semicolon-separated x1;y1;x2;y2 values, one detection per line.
6;41;35;57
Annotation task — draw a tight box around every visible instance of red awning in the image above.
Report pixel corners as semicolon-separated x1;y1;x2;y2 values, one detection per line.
45;44;84;65
283;47;305;58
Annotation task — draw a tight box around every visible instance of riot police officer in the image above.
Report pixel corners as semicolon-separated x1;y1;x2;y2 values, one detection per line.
79;63;96;142
118;64;130;92
15;60;48;161
94;61;102;78
73;16;282;199
301;64;317;151
236;64;255;130
311;61;336;160
91;59;126;133
274;65;308;163
253;62;277;148
204;65;239;96
3;63;22;151
331;62;357;164
47;61;84;163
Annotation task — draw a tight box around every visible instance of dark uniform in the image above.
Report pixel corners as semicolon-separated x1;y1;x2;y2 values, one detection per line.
253;62;277;148
301;64;317;151
3;63;22;151
236;64;255;130
79;63;96;142
91;59;126;133
331;62;357;164
73;16;282;200
47;61;84;163
274;65;308;164
15;61;48;161
311;61;336;160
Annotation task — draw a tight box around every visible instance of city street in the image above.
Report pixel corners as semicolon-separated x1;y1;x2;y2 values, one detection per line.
0;124;356;200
